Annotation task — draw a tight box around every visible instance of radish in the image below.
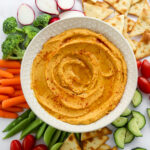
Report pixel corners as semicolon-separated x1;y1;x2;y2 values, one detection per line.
35;0;59;15
57;0;75;10
49;17;60;24
17;4;35;25
59;10;85;19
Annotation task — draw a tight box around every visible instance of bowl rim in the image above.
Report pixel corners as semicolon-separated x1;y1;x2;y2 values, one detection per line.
21;17;137;133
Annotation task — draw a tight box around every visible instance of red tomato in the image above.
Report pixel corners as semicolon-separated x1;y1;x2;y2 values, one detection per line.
22;135;35;150
10;140;22;150
137;60;142;70
32;144;48;150
141;60;150;78
138;76;150;93
49;17;60;24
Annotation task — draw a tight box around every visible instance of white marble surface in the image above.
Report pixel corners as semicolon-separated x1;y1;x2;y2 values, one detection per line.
0;0;150;149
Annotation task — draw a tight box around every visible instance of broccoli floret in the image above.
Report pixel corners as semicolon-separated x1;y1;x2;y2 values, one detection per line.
3;17;23;34
2;33;25;60
22;25;40;48
33;14;51;29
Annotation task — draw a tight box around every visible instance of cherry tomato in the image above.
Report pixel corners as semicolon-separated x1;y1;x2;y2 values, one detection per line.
10;140;22;150
22;135;35;150
49;17;60;24
32;144;48;150
137;60;142;70
141;60;150;78
138;76;150;93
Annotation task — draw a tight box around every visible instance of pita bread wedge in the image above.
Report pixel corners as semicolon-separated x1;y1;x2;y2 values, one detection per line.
105;15;125;33
132;0;142;5
135;30;150;59
97;144;111;150
127;18;135;32
130;2;150;37
83;2;113;20
60;133;81;150
111;147;118;150
82;135;109;150
104;0;132;14
100;127;112;135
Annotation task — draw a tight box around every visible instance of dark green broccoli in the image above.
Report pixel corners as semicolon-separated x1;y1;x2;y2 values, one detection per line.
2;33;25;60
3;17;23;34
33;14;51;29
22;25;40;48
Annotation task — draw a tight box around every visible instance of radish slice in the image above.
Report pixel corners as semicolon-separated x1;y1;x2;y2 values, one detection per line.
57;0;75;10
35;0;59;15
17;4;35;25
59;10;85;19
49;17;60;24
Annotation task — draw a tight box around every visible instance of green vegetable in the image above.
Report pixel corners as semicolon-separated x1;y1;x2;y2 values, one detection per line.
132;89;142;107
112;117;128;128
132;148;146;150
22;25;40;48
75;133;80;141
50;142;63;150
59;132;67;142
121;108;132;117
3;109;31;132
20;118;43;139
33;14;51;29
3;111;35;139
124;129;135;144
36;122;47;139
147;108;150;118
44;126;56;146
3;17;23;34
2;33;25;60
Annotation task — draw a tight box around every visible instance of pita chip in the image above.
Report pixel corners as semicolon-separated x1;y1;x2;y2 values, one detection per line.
135;30;150;59
130;2;150;37
83;2;113;20
111;147;118;150
132;0;142;5
127;18;135;32
105;15;125;33
104;0;132;14
60;133;81;150
100;127;112;135
97;144;111;150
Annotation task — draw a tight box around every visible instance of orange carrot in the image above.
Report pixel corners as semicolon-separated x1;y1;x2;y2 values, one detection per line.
0;95;9;102
0;77;20;86
16;103;29;109
0;87;14;95
0;60;21;69
0;69;14;78
0;104;23;112
0;109;18;118
14;85;22;90
2;95;25;108
5;69;20;75
11;90;23;97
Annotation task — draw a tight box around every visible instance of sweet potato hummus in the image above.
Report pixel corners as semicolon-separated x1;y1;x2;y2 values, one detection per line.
31;28;127;125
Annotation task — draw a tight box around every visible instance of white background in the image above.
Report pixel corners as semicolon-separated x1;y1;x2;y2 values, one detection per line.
0;0;150;149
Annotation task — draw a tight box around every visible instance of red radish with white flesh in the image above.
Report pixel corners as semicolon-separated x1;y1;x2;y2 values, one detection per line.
59;10;85;19
17;4;35;25
49;17;60;24
35;0;59;15
57;0;75;10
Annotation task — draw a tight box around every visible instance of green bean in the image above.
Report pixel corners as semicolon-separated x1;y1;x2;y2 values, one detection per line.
44;126;56;146
36;122;47;139
3;111;35;139
49;130;62;148
50;142;63;150
59;132;67;142
20;118;43;139
3;109;31;132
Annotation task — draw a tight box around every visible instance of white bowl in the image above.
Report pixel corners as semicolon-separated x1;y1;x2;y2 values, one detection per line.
21;17;137;133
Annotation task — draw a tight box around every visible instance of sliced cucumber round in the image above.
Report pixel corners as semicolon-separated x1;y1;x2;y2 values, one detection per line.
112;117;128;128
147;108;150;118
114;127;126;149
128;118;142;137
132;111;146;129
132;90;142;107
132;147;146;150
121;108;132;117
125;129;135;144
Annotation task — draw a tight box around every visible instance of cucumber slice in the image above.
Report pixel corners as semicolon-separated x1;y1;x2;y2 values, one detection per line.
132;90;142;107
114;127;126;149
121;108;132;117
124;129;135;144
132;147;146;150
147;108;150;118
128;118;142;137
132;111;146;129
112;117;128;128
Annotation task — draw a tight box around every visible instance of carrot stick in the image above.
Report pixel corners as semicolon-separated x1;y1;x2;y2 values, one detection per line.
0;77;20;86
0;60;21;69
0;69;14;78
0;87;14;95
5;69;20;75
11;90;23;97
0;109;18;118
16;103;29;109
14;85;22;90
0;95;9;102
0;104;23;112
2;95;26;108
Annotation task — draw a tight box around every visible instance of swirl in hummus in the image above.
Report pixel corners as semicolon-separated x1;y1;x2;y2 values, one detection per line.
31;28;127;125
